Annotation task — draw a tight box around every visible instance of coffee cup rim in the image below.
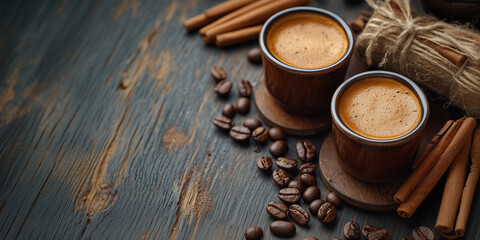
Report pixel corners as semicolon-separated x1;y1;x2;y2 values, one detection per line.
259;6;354;72
331;70;430;144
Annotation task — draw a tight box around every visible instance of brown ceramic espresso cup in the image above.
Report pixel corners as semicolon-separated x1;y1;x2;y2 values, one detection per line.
331;71;429;183
259;7;354;115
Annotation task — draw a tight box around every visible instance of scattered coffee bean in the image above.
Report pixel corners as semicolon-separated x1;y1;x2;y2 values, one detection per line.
299;162;317;175
269;140;288;157
256;156;272;171
214;80;232;96
236;97;250;114
252;127;269;143
412;226;434;240
303;186;320;203
343;221;361;239
278;187;301;204
289;204;310;225
362;225;391;240
213;115;234;131
287;180;304;193
266;201;289;219
326;192;343;207
269;127;286;140
247;48;262;64
303;238;319;240
237;79;253;97
244;226;263;240
296;140;316;162
309;199;325;215
269;220;295;237
272;169;290;187
222;103;235;118
210;65;227;81
317;202;336;224
243;118;262;130
229;126;251;142
276;157;297;170
300;173;316;187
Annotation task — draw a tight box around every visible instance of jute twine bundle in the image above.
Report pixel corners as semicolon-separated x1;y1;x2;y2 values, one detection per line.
357;0;480;118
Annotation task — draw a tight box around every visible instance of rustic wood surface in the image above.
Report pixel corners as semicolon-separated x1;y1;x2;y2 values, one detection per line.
0;0;479;239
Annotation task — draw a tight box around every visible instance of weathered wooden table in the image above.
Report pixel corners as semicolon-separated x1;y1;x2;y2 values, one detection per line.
1;0;479;239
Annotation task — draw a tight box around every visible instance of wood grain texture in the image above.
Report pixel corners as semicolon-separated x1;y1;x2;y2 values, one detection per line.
0;0;479;239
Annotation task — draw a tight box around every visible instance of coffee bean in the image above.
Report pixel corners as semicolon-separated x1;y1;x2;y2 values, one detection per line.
210;65;227;81
252;127;269;143
269;140;288;157
247;48;262;64
362;225;391;240
303;238;319;240
317;202;336;223
299;162;317;175
278;188;301;204
289;204;309;225
412;226;434;240
256;156;272;171
287;180;304;193
269;220;295;237
266;201;289;219
300;173;316;187
269;127;286;140
244;226;263;240
272;169;290;187
214;80;232;96
236;97;250;114
296;140;316;162
237;79;253;97
309;199;325;215
276;157;297;170
222;103;235;118
243;118;262;130
213;115;234;131
229;126;251;142
303;186;320;203
343;221;361;239
326;192;343;207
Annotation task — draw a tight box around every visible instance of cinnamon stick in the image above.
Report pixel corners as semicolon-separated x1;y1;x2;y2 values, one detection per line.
215;25;262;47
397;117;477;218
455;125;480;237
435;127;473;237
394;118;464;204
412;120;454;169
204;0;311;40
203;0;256;20
199;0;274;36
183;13;212;32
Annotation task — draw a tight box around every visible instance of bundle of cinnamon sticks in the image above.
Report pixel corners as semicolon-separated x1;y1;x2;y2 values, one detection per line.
394;117;479;235
183;0;311;47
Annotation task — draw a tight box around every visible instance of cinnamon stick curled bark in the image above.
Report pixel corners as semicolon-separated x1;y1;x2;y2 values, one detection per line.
397;117;477;218
412;120;454;169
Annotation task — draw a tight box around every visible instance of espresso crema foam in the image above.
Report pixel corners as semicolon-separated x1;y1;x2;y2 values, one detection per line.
266;12;348;69
338;77;422;139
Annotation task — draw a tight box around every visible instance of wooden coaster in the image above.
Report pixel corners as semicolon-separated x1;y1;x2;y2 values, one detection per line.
254;75;331;136
318;99;451;211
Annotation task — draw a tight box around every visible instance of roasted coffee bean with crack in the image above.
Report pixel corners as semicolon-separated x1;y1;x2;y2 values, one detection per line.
362;225;391;240
296;140;316;161
210;65;227;81
289;204;309;225
412;226;434;240
256;156;272;171
276;157;297;170
343;221;361;239
266;201;289;219
214;80;232;96
278;187;301;204
252;127;269;143
229;126;250;142
237;79;253;97
213;116;234;131
317;202;336;224
272;169;290;187
287;180;304;192
309;199;325;215
299;162;317;175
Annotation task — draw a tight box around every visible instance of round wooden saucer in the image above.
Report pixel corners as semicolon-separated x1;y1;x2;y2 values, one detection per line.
254;75;331;136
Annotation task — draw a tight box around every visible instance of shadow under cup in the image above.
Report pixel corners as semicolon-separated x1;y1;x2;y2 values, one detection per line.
331;71;430;183
259;7;354;116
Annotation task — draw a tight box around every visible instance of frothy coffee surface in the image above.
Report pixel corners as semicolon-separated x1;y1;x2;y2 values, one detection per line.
266;12;348;69
338;77;422;139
